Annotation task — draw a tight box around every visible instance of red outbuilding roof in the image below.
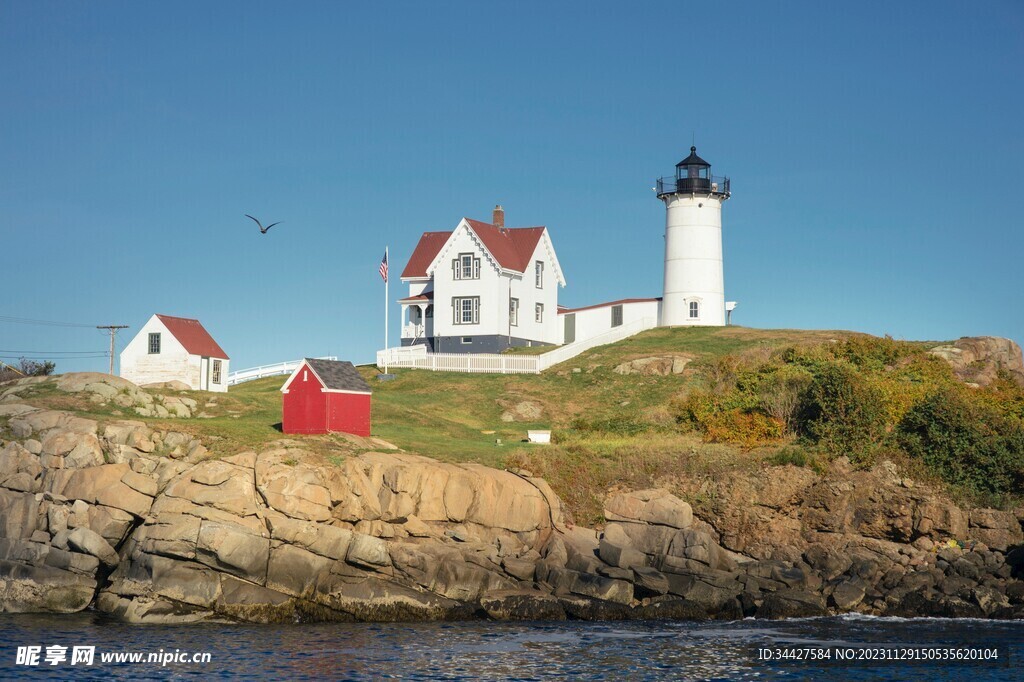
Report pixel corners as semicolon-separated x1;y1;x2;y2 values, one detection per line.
155;314;229;359
400;219;546;278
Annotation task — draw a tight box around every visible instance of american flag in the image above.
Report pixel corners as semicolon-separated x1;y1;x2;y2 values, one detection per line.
379;250;388;282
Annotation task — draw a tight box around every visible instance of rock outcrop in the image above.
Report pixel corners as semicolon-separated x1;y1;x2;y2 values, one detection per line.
613;355;691;376
2;373;1024;623
929;336;1024;387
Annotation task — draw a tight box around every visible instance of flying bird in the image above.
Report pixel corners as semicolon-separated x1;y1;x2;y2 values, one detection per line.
245;214;282;234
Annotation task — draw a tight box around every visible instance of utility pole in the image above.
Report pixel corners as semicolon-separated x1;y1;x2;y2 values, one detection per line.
97;325;129;375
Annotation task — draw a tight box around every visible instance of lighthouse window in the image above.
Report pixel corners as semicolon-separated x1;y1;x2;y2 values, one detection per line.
689;302;700;319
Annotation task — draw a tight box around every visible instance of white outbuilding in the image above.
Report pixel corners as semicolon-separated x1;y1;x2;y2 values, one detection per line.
120;314;230;392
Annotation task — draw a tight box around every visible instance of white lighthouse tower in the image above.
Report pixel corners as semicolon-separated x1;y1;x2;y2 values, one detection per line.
657;146;731;326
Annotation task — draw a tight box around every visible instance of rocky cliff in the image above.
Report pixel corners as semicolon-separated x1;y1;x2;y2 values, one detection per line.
1;373;1023;623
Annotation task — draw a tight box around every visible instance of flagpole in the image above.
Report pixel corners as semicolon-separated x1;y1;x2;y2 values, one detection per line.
384;246;389;375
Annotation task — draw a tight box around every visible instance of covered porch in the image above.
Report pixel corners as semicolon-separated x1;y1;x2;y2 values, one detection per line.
398;292;434;346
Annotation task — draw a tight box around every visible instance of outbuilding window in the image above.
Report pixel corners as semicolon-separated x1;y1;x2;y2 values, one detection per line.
611;305;623;328
148;333;161;354
212;359;222;384
689;301;700;319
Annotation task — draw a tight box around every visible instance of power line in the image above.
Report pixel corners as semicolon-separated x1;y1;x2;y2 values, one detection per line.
0;354;109;360
0;349;109;355
0;315;95;328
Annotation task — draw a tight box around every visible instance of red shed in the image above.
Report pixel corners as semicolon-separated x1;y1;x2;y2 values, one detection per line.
280;358;372;436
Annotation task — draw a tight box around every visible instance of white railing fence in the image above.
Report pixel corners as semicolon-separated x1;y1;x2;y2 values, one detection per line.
375;316;658;375
226;356;338;386
377;347;539;374
536;316;657;371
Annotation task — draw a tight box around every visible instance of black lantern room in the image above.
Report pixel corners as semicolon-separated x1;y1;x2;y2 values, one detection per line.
675;146;711;193
656;146;730;198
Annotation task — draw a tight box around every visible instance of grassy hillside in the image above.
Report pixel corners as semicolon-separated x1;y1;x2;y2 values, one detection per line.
9;326;1023;525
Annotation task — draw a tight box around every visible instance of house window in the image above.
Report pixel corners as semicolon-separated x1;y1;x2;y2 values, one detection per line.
212;359;222;384
453;296;480;325
453;253;480;280
689;301;700;319
148;333;161;354
510;298;519;326
611;305;623;328
535;303;544;323
461;337;473;344
535;261;544;288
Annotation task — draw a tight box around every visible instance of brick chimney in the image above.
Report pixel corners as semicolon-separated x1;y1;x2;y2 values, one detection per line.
492;204;504;228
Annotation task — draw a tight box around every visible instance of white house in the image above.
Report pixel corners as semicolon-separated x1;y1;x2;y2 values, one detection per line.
120;314;230;392
399;206;566;353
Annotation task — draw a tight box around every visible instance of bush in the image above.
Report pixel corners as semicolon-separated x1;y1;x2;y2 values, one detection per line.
897;388;1024;499
672;389;784;447
797;363;887;459
757;366;813;433
570;415;650;437
20;359;56;376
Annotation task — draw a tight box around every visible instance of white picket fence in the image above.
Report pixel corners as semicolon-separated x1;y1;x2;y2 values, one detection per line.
375;317;658;375
226;356;338;386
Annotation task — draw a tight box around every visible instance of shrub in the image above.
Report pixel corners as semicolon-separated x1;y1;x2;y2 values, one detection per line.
702;409;784;447
757;366;813;433
797;363;887;459
897;388;1024;499
769;445;809;468
19;358;56;376
671;389;784;447
570;415;650;437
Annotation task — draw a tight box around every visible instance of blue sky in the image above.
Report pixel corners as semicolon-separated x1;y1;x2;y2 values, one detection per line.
2;2;1022;373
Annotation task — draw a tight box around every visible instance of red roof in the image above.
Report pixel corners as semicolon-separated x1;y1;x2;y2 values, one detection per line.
155;314;229;359
558;298;661;314
400;219;546;278
397;293;433;303
400;231;451;279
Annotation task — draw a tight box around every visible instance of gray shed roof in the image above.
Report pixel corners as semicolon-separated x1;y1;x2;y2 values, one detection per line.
305;358;372;393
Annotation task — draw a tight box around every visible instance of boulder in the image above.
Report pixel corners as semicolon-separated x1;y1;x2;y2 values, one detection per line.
632;566;669;597
66;527;120;568
757;590;828;619
830;577;868;610
598;539;648;570
605;489;693;529
346;534;391;568
613;356;691;376
195;521;271;582
929;337;1024;386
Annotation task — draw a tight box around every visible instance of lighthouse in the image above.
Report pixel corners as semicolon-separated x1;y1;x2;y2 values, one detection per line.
656;146;731;326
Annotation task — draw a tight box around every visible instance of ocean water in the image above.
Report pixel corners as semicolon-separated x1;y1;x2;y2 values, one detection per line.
0;613;1020;680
